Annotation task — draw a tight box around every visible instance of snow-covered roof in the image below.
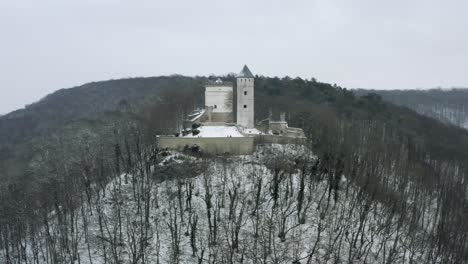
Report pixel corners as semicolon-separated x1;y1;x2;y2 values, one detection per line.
187;109;206;122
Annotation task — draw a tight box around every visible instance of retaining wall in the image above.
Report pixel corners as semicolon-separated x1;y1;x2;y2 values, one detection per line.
158;136;255;155
254;135;307;145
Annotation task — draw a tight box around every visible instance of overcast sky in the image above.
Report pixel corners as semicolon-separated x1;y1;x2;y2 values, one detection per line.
1;0;467;114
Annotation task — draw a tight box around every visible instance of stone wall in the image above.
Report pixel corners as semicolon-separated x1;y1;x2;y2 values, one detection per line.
198;107;233;123
286;127;306;138
205;85;233;113
159;130;306;156
158;136;255;155
254;134;307;145
210;112;233;123
269;121;288;135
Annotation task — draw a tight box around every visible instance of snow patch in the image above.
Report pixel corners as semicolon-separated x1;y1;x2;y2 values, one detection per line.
184;125;244;138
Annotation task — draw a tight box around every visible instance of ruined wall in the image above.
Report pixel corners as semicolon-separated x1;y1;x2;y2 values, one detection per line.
286;127;306;138
269;122;288;135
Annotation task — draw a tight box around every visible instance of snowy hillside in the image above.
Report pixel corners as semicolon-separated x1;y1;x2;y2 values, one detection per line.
0;144;447;264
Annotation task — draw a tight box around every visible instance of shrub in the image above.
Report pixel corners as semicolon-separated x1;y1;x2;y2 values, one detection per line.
190;144;200;153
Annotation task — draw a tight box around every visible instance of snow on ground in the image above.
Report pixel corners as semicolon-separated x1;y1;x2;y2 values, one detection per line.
463;120;468;129
239;126;263;135
187;109;206;122
184;125;244;138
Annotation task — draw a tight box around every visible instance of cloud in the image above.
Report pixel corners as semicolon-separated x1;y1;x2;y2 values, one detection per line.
0;0;467;114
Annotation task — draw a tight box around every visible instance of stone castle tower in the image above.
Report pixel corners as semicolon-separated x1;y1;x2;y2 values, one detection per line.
236;65;254;128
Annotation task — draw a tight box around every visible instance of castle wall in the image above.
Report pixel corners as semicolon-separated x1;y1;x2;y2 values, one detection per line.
205;86;233;113
269;122;288;135
158;136;255;155
236;77;254;128
254;134;307;145
210;113;233;123
159;133;306;155
285;127;306;138
198;107;233;123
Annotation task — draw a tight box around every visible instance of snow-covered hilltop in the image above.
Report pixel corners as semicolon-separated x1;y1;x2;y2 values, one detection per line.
1;144;446;264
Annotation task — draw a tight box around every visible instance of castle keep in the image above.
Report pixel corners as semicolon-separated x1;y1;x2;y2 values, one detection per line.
236;65;255;128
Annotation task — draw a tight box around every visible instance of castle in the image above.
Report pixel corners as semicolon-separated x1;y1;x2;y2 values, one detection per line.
201;65;254;127
158;65;306;155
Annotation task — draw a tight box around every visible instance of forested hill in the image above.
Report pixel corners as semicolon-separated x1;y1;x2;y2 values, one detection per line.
0;75;467;263
355;88;468;129
0;76;205;151
0;76;206;179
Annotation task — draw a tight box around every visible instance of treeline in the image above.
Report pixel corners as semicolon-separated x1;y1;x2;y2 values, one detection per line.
355;88;468;128
0;120;154;263
253;77;468;260
306;116;467;262
253;77;468;165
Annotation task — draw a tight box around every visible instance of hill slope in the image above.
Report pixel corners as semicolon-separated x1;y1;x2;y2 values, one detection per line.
0;76;467;263
0;76;205;180
0;145;454;263
355;88;468;129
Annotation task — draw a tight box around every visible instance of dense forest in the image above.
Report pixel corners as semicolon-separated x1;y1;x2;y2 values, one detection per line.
355;88;468;129
0;76;467;263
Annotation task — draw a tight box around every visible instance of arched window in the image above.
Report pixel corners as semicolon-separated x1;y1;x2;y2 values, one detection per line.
214;105;217;109
243;105;247;108
244;91;247;95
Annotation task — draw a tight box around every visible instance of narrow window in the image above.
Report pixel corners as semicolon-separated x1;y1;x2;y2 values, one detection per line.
214;105;217;109
244;91;247;95
243;105;247;108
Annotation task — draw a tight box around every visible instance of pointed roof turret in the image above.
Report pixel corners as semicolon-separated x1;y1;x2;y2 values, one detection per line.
238;65;254;78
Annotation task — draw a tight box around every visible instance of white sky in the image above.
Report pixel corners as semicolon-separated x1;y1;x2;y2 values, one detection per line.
1;0;467;114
